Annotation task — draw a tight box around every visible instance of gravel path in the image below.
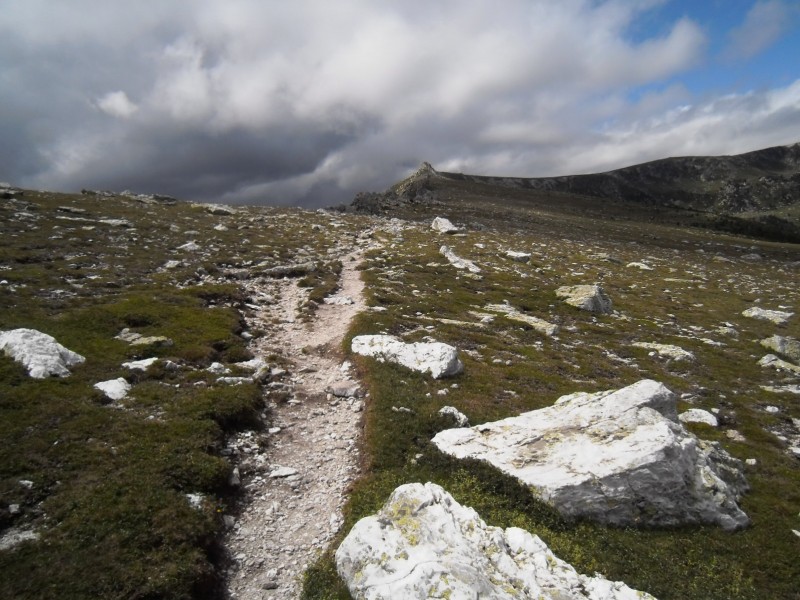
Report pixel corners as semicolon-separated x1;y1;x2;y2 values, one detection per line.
223;248;368;599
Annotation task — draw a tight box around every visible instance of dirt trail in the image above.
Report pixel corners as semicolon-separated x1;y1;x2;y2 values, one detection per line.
223;249;369;599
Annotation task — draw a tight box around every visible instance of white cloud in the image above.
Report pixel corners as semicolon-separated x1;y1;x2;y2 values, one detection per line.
96;91;138;119
725;1;792;60
2;1;799;204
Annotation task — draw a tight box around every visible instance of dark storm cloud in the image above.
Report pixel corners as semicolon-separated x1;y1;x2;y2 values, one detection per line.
1;1;798;206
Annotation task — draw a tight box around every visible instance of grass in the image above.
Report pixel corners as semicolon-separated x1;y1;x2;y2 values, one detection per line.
304;183;800;599
2;181;799;599
0;190;370;599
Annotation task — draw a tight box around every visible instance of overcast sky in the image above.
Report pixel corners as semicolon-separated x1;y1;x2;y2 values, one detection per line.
1;1;799;207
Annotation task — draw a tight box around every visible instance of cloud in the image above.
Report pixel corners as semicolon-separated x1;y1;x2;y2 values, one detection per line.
96;91;138;119
725;1;792;60
0;1;797;207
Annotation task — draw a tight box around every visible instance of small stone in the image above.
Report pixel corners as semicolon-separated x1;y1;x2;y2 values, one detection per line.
679;409;718;427
431;217;461;234
269;466;299;478
94;378;131;401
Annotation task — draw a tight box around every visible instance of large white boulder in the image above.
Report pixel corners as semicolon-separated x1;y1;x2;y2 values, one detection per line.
336;482;656;600
352;335;463;379
0;328;85;378
432;380;749;531
431;216;461;234
556;284;612;313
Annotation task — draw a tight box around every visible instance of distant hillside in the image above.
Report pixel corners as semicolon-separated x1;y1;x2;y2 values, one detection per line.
345;143;800;243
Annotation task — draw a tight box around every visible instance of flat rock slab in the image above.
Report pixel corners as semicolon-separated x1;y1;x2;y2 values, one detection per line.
432;379;749;531
556;284;612;313
633;342;695;361
336;482;656;600
742;307;794;325
351;334;463;379
483;303;559;336
0;328;85;378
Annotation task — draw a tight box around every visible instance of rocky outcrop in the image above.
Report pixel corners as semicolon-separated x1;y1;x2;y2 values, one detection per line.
0;328;85;378
351;334;463;379
758;354;800;374
556;284;612;313
440;245;481;273
432;380;749;531
760;335;800;362
742;307;794;325
335;482;656;600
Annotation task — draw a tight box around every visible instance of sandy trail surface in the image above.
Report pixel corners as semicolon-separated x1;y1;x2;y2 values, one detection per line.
224;248;368;599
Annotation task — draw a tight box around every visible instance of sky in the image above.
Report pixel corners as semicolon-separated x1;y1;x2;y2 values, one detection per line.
1;1;799;208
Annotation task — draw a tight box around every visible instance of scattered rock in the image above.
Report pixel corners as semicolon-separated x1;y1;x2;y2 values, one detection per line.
633;342;695;361
438;406;469;427
679;408;719;427
352;334;463;379
431;217;461;234
0;527;39;551
504;250;531;262
328;380;362;398
206;204;236;216
177;241;201;252
94;378;131;401
269;466;299;479
130;336;173;348
758;354;800;374
439;245;480;273
761;384;800;395
0;328;85;378
432;379;749;530
323;295;355;305
627;262;654;270
742;307;794;325
206;362;231;375
760;335;800;362
122;357;159;371
258;261;316;278
98;218;133;228
555;284;612;313
483;304;559;336
335;482;656;600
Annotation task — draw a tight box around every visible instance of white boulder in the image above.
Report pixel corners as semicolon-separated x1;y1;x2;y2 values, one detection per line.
431;217;461;234
679;408;718;427
760;335;800;362
440;245;480;273
0;328;85;378
626;262;653;271
94;378;131;401
556;284;612;313
122;357;159;371
432;380;749;531
438;406;469;427
742;307;793;325
336;482;656;600
352;334;463;379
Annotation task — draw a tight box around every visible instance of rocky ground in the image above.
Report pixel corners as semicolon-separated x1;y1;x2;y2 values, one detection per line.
223;247;371;599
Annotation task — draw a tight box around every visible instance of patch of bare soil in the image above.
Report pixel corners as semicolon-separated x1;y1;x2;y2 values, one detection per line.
223;248;369;599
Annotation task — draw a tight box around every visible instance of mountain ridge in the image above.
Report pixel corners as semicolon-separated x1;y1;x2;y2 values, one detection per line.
346;142;800;243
